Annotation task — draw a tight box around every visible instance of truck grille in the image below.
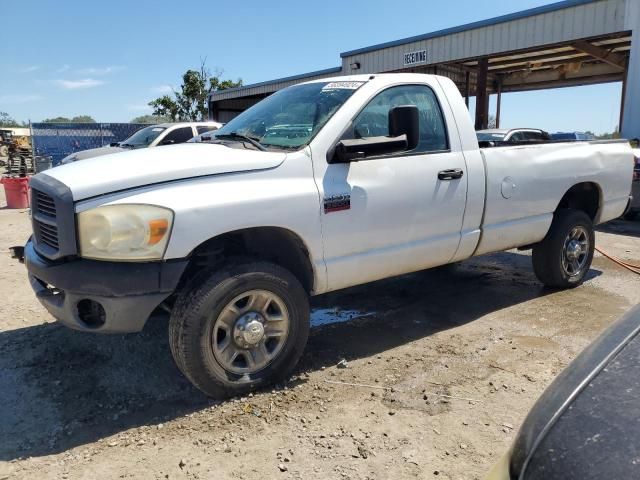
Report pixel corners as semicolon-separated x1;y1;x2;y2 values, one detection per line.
32;188;60;252
29;176;77;260
33;190;57;218
35;221;60;249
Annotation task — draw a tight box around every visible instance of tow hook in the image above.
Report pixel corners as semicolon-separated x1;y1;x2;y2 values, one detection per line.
9;246;25;263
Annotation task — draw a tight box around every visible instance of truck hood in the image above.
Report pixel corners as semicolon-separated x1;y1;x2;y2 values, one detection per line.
41;143;287;201
61;145;127;164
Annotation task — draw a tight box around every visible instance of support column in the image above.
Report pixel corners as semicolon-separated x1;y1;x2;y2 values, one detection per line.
621;0;640;140
619;59;628;132
475;57;489;130
495;79;502;129
465;71;470;108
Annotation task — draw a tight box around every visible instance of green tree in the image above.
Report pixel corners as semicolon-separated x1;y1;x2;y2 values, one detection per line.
130;114;171;124
149;60;242;121
595;127;621;139
71;115;96;123
42;115;96;123
42;116;71;123
0;111;26;127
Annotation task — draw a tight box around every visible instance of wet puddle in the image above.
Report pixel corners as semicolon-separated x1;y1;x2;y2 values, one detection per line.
310;308;375;327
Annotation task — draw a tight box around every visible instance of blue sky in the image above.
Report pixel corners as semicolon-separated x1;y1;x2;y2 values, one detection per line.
2;0;622;134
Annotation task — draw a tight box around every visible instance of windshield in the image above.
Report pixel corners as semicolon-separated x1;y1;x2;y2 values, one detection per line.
477;132;505;141
122;126;167;147
213;81;364;150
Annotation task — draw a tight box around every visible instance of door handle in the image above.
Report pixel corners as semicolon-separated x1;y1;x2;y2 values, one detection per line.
438;168;464;180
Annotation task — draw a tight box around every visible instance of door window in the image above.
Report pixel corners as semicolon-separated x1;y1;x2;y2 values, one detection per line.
197;125;217;135
349;85;448;153
508;131;526;142
162;127;195;144
522;131;547;141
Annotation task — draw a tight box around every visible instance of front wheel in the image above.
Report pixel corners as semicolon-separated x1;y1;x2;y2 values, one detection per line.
532;209;595;288
169;260;310;398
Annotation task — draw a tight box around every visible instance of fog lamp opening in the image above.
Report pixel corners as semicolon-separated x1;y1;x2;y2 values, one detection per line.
77;299;106;328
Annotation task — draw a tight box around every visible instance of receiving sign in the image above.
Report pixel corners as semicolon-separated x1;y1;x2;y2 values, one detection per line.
403;49;427;66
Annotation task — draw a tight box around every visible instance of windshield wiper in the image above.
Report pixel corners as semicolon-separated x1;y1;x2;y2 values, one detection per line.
215;132;266;151
260;143;299;151
120;143;136;148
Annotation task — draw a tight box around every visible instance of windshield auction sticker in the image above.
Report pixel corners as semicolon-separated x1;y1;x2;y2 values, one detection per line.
322;81;364;91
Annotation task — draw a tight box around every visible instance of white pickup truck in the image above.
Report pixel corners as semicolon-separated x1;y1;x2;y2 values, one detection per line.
22;73;633;398
59;121;222;164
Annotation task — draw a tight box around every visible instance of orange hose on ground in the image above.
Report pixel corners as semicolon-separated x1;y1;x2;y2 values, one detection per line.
595;246;640;275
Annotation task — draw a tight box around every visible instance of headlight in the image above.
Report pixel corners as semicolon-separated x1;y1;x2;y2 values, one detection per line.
77;204;173;260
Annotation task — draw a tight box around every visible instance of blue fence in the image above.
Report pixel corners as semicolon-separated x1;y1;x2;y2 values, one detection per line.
31;123;148;165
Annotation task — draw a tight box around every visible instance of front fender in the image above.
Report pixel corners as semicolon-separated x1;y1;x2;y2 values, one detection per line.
76;157;328;293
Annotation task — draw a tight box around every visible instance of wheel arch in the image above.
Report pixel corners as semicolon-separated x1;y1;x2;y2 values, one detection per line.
555;182;602;223
180;226;316;294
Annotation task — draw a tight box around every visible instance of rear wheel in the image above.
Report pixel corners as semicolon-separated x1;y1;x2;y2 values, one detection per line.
532;209;594;288
169;260;310;398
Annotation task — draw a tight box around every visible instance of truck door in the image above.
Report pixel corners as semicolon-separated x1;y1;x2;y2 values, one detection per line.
313;83;468;291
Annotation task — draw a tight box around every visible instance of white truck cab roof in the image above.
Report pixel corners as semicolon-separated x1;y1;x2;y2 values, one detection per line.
477;128;549;142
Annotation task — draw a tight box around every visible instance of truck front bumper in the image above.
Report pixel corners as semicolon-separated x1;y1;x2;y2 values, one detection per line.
24;239;188;333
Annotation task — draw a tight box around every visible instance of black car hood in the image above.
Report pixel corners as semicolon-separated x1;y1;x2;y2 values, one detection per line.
510;304;640;478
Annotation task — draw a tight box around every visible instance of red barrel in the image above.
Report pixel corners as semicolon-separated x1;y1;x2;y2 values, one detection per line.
1;176;30;209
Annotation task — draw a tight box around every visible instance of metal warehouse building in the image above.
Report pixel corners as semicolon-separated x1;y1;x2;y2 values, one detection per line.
209;0;640;139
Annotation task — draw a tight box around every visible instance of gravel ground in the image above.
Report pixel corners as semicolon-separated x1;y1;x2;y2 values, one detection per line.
0;186;639;480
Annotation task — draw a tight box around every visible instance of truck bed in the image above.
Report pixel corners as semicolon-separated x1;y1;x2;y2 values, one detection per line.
473;139;633;256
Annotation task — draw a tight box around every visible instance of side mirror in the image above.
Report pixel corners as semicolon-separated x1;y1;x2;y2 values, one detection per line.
389;105;420;150
332;105;420;163
160;139;175;145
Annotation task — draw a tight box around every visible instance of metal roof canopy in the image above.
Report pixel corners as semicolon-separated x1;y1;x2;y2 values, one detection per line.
210;0;640;138
211;67;342;102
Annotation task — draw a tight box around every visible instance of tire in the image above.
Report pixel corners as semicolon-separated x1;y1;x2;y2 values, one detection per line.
532;209;595;288
169;260;310;398
624;210;638;221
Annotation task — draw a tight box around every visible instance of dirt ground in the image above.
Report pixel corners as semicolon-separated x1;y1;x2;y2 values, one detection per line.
1;187;639;480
